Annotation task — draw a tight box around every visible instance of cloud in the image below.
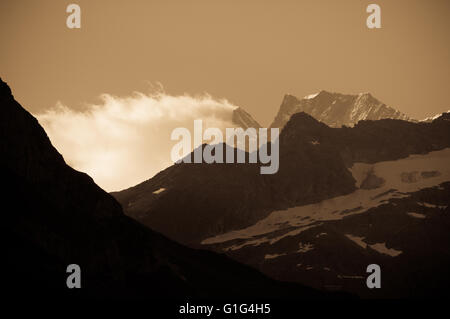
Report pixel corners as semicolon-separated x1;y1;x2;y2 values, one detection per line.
36;89;240;192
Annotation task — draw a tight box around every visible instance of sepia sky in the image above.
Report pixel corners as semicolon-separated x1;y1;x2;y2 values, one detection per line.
1;0;450;191
1;0;449;126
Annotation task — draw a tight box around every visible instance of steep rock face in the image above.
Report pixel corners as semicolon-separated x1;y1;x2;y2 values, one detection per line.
1;78;336;300
232;107;261;128
113;111;450;247
270;91;409;129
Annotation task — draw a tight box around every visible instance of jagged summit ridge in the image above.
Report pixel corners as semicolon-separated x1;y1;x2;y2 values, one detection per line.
421;110;450;123
271;90;410;129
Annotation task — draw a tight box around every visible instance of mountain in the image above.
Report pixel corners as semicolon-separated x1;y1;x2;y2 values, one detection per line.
232;106;261;128
270;91;410;129
114;108;450;297
113;116;357;245
420;110;450;123
202;150;450;298
114;112;450;245
1;77;344;300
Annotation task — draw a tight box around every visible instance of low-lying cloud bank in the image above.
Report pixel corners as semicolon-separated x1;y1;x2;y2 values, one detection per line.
36;89;240;192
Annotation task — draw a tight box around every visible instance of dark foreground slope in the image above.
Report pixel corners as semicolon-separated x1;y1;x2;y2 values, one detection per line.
1;78;344;300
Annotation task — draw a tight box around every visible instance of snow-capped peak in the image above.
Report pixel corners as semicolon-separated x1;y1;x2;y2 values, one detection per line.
271;91;410;129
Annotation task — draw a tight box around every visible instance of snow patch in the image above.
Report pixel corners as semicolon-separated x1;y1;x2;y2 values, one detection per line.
369;243;402;257
303;93;319;100
417;202;448;209
349;149;450;192
346;234;402;256
224;237;268;251
153;188;166;194
298;242;314;253
345;234;367;248
407;212;426;219
264;253;286;260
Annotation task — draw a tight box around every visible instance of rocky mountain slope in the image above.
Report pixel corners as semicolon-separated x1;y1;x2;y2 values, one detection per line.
203;150;450;298
2;77;341;300
113;116;358;245
270;91;409;129
114;111;450;246
113;106;450;297
232;106;261;128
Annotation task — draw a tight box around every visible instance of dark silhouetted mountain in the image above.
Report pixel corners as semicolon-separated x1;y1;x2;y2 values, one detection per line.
1;78;344;300
270;91;409;129
113;116;356;245
114;110;450;250
283;111;450;166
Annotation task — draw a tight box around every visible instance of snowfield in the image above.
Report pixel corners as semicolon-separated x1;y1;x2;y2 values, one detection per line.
202;148;450;248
